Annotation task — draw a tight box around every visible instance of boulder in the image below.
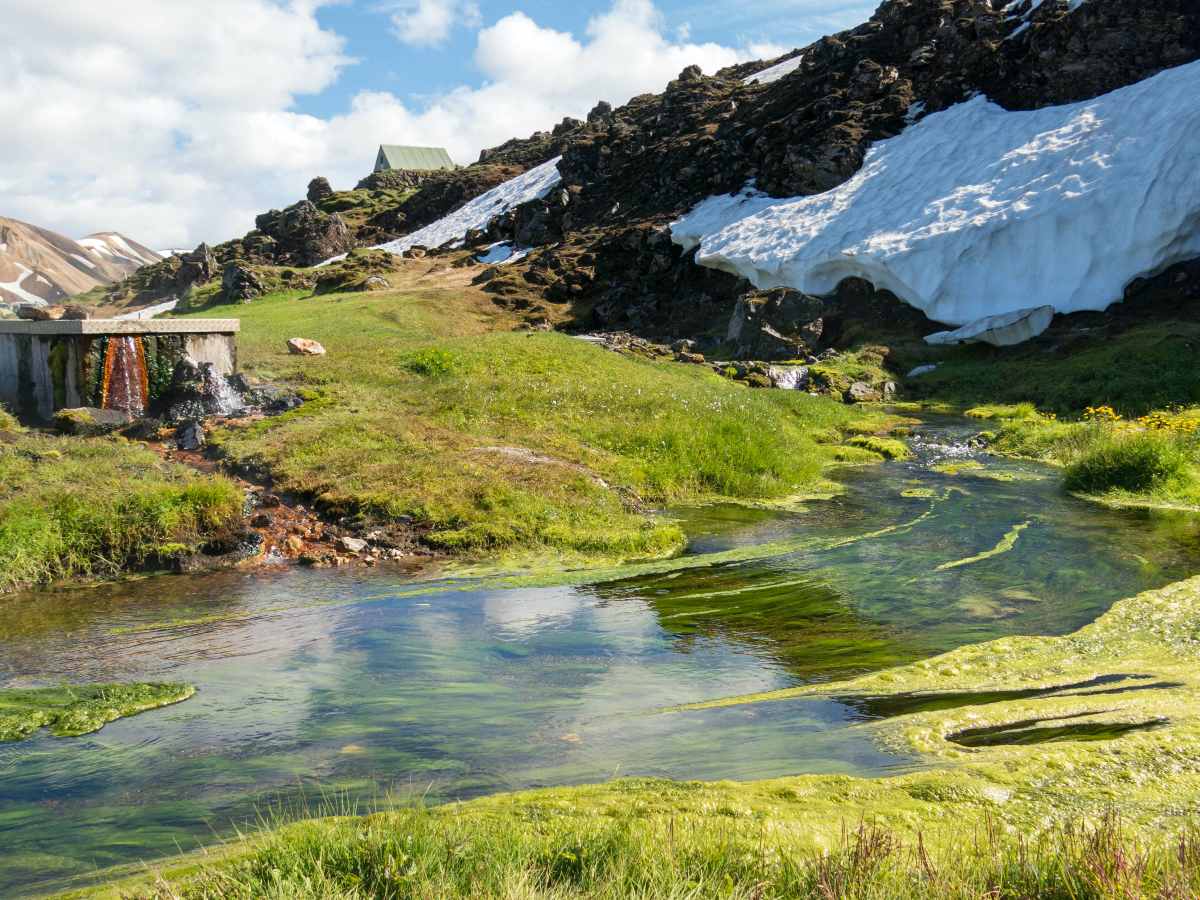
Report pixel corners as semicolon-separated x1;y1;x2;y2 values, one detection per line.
61;305;90;320
307;176;334;202
726;289;824;360
337;536;368;554
767;365;810;390
845;382;883;404
166;357;248;422
175;420;206;451
287;338;326;356
222;261;267;303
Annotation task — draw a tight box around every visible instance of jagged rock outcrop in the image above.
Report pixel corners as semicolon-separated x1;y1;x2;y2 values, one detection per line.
221;261;267;303
306;177;334;202
254;201;353;267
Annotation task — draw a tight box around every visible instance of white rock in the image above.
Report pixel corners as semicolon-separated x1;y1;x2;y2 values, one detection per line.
925;305;1054;347
767;365;810;390
671;61;1200;328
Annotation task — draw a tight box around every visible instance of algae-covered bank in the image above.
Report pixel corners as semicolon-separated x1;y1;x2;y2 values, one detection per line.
6;420;1200;898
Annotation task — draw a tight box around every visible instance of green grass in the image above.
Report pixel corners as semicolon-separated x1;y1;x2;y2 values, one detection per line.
0;683;195;742
907;322;1200;417
0;429;245;592
1064;429;1200;498
79;794;1200;899
976;404;1200;506
178;281;890;562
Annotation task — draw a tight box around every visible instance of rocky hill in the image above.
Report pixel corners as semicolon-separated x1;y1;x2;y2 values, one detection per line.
108;0;1200;355
0;217;162;312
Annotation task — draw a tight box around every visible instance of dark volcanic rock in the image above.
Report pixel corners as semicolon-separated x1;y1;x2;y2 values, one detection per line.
222;261;267;303
306;177;334;202
255;201;353;267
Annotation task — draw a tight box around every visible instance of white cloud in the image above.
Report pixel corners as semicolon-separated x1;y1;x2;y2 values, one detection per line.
387;0;482;47
0;0;791;249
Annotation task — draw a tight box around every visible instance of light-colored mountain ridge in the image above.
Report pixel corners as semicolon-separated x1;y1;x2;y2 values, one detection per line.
0;217;161;310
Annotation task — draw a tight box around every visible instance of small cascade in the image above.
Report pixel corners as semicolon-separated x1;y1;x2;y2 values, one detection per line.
200;364;243;417
100;336;149;417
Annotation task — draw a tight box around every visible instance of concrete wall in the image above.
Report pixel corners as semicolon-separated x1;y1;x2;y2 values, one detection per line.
186;333;237;376
0;321;239;421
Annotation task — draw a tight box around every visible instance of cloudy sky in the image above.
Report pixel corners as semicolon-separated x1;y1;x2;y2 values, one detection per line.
0;0;875;249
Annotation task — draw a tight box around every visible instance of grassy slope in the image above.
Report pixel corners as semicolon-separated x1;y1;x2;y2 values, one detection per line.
0;422;244;593
77;574;1200;898
182;263;891;561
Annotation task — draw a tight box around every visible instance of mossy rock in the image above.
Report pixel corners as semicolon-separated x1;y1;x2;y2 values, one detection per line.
847;435;912;460
52;407;133;437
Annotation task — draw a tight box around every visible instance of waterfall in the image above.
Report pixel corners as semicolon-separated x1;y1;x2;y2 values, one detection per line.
200;364;243;417
100;336;149;417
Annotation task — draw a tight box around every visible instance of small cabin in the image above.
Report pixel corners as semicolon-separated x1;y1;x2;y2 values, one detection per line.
373;145;456;174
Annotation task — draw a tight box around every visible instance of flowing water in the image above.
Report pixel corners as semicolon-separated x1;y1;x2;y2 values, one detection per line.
3;417;1200;896
100;336;149;417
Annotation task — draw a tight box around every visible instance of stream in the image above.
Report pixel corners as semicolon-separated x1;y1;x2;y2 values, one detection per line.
3;417;1200;896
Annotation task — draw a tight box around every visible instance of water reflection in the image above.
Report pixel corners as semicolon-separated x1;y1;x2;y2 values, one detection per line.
2;417;1200;896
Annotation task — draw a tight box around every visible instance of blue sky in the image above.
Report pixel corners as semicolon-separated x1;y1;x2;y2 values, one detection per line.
304;0;863;119
3;0;875;246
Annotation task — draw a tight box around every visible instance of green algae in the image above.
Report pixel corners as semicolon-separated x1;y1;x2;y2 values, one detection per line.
935;521;1031;572
846;435;912;461
931;460;985;476
0;683;195;742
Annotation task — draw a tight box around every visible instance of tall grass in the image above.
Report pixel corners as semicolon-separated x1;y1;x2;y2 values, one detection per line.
1065;429;1198;497
127;805;1200;899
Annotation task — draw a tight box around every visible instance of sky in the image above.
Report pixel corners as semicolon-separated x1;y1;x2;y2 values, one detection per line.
0;0;876;249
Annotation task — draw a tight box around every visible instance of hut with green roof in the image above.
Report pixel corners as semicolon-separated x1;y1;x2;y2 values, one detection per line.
373;145;456;174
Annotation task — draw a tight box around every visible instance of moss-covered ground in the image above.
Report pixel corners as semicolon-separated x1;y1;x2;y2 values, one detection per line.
0;683;194;742
177;262;894;563
69;572;1200;898
0;419;244;593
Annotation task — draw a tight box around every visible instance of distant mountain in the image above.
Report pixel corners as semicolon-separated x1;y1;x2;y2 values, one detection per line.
0;217;162;310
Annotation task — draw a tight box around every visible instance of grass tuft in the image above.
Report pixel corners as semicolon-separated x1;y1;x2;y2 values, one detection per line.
1064;429;1198;497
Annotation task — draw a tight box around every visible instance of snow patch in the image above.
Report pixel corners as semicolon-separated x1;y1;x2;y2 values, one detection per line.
70;253;97;270
115;298;178;320
374;157;563;260
77;237;114;256
476;242;532;266
0;263;49;306
671;61;1200;328
925;305;1055;347
1004;0;1089;40
744;54;803;85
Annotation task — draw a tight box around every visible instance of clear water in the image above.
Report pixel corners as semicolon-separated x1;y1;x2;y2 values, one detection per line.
3;417;1200;896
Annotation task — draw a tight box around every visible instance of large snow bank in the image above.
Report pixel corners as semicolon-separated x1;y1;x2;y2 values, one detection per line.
672;60;1200;327
374;156;563;258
